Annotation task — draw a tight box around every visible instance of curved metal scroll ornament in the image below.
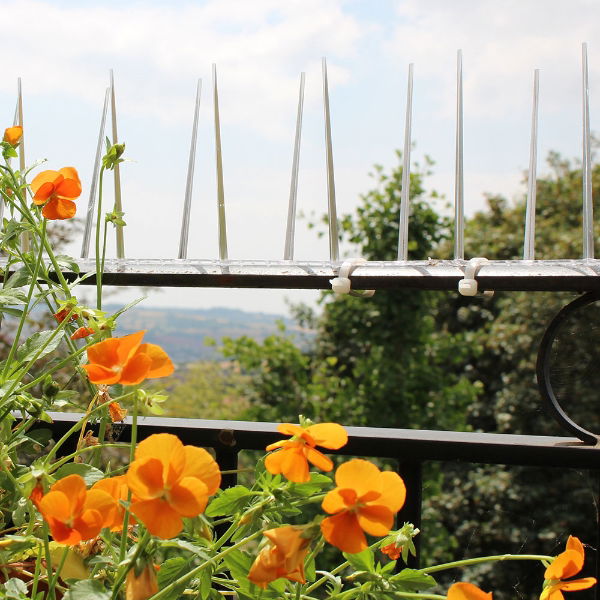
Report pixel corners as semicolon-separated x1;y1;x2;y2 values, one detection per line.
536;291;600;445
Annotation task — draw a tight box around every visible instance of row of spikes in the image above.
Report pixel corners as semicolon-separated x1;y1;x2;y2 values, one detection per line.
3;45;596;263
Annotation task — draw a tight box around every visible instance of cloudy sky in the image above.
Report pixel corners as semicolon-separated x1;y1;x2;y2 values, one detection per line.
2;0;598;314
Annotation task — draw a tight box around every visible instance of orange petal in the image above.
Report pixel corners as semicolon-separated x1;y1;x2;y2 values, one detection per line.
116;331;146;366
58;167;81;186
447;582;493;600
73;508;104;541
561;578;597;591
47;518;81;545
30;170;60;195
277;423;304;437
305;423;348;449
322;489;349;514
169;476;208;517
42;197;77;220
55;174;81;199
119;352;152;385
87;337;122;369
135;432;183;464
545;549;583;580
356;504;394;536
130;499;183;539
127;457;165;500
32;181;55;205
265;447;309;483
181;446;221;495
320;511;366;554
334;459;382;499
374;471;406;513
70;326;95;340
83;363;121;385
305;447;333;472
39;491;71;522
265;439;289;452
52;474;87;516
138;343;174;379
85;489;118;530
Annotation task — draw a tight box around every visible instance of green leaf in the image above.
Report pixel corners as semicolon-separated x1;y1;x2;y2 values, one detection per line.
290;472;332;496
0;307;23;318
54;463;105;486
15;330;64;365
344;548;375;573
54;254;80;274
205;485;253;517
3;577;28;599
4;267;30;289
157;556;189;588
63;579;111;600
0;289;28;305
390;568;436;591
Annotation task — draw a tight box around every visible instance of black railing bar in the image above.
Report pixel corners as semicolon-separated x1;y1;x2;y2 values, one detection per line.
45;413;600;469
12;258;600;291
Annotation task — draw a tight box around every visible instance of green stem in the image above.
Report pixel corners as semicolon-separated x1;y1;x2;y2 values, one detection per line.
420;554;554;575
149;528;267;600
47;545;69;592
30;550;43;600
119;395;139;562
111;528;152;600
41;523;55;600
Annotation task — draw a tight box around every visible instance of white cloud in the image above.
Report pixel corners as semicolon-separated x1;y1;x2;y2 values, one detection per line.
0;0;363;137
388;0;600;119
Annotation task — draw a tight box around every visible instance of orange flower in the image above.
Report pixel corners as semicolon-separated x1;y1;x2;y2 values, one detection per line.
38;474;117;545
126;562;159;600
54;307;78;323
320;459;406;554
541;536;597;600
248;526;310;589
126;433;221;539
71;326;95;340
381;542;402;560
30;167;81;220
265;422;348;483
82;331;174;386
91;475;134;531
447;582;493;600
108;401;127;422
4;126;22;146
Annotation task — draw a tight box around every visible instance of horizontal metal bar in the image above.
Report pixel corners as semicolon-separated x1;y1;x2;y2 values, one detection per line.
6;258;600;291
45;412;600;469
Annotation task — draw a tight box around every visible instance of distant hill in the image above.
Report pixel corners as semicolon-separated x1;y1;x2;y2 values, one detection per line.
104;305;312;364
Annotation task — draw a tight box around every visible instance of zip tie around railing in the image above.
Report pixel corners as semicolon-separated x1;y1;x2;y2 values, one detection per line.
458;257;494;297
330;258;375;298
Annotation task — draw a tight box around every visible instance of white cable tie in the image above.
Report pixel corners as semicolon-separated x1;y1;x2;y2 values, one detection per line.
458;257;494;297
330;258;375;298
